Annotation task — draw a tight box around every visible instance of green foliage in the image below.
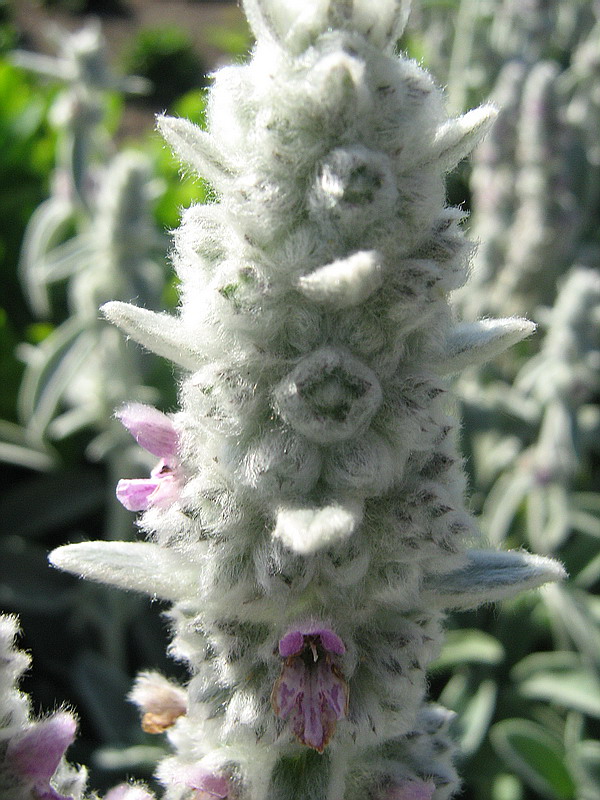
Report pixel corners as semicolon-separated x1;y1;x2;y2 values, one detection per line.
204;20;253;62
490;720;577;800
0;0;16;54
0;60;57;420
122;26;206;108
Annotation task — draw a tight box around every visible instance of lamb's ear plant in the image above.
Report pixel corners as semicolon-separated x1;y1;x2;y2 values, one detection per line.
1;21;160;471
463;58;580;321
49;1;564;798
482;265;600;553
409;0;596;115
438;265;600;800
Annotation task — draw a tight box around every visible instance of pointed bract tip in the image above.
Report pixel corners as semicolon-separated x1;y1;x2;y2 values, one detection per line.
424;549;566;610
431;104;498;172
436;317;537;373
100;301;200;370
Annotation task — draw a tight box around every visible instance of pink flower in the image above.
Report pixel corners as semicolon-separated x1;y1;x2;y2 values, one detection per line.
272;624;349;752
115;404;183;511
187;771;229;800
165;764;229;800
104;784;155;800
383;780;436;800
5;712;77;800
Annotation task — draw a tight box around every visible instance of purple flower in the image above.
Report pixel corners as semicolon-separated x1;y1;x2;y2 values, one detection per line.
5;712;77;800
272;624;349;752
115;404;183;511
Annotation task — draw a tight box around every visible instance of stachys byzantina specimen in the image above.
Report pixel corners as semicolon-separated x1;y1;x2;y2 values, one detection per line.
51;1;564;798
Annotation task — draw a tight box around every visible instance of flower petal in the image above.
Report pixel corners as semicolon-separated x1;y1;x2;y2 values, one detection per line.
145;472;182;509
6;713;76;784
179;765;229;797
296;669;335;752
35;788;74;800
116;478;159;511
116;404;178;458
314;628;345;656
316;660;348;719
272;659;305;718
129;671;187;734
278;630;305;657
274;626;348;751
278;626;346;656
129;671;187;717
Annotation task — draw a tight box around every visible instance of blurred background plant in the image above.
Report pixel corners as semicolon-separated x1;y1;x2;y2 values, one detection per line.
0;1;599;799
411;2;600;799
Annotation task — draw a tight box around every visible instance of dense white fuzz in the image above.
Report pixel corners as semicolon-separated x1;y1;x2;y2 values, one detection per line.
0;615;87;800
464;58;579;319
297;251;384;308
273;500;363;554
273;346;383;444
242;0;411;53
50;1;566;797
0;616;30;733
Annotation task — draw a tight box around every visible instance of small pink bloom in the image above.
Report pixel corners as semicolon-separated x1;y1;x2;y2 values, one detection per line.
384;780;436;800
179;765;229;799
5;712;77;800
104;784;155;800
115;404;183;511
272;624;349;753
